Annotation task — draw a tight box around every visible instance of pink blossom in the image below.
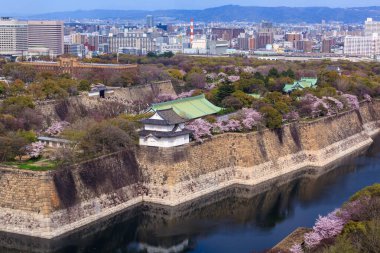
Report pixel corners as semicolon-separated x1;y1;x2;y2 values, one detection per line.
241;108;262;130
301;94;344;117
313;210;345;239
304;231;322;248
156;93;178;102
304;209;346;249
290;243;303;253
157;91;194;102
185;119;213;142
242;66;255;73
323;97;344;111
224;119;242;132
283;111;300;122
218;72;228;78
26;141;46;158
177;90;195;99
45;121;70;136
206;73;218;81
228;75;240;82
364;94;372;102
179;70;187;76
342;94;360;110
339;197;370;222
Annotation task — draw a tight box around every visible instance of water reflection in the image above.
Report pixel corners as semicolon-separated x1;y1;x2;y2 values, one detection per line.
1;138;380;253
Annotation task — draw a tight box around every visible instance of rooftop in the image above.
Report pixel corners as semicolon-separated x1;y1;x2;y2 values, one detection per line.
283;77;318;93
151;94;222;120
141;108;187;125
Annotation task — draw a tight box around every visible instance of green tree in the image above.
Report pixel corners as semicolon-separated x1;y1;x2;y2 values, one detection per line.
216;83;235;103
0;81;6;96
232;90;254;107
281;68;296;79
268;67;280;78
8;79;26;96
167;69;184;80
221;96;243;110
78;80;91;91
2;96;34;115
260;106;283;129
0;133;29;161
322;236;359;253
254;72;265;80
79;121;137;157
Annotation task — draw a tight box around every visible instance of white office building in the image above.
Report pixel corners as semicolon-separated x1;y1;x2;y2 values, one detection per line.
0;17;28;55
344;34;380;58
28;21;64;56
365;18;380;36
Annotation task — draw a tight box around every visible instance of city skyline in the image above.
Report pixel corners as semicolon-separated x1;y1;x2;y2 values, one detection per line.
2;0;380;15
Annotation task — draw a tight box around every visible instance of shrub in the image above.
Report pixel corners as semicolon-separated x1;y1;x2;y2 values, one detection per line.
260;106;283;129
321;235;359;253
350;184;380;201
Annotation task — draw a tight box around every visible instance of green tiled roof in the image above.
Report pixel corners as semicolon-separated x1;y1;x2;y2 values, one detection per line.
283;77;318;93
151;94;222;120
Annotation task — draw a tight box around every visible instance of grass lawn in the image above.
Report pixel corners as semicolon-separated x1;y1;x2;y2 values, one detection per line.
3;158;57;171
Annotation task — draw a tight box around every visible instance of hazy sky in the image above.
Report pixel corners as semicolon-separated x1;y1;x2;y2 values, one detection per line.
3;0;380;15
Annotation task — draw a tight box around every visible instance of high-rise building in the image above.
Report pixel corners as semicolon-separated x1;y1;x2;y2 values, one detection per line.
249;37;256;51
28;21;64;56
322;38;334;53
344;34;380;58
109;31;156;54
285;33;302;43
211;28;245;41
0;17;28;55
146;15;154;28
237;33;250;50
365;18;380;36
295;40;313;52
257;32;273;49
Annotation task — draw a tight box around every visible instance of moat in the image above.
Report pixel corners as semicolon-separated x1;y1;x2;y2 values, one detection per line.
0;136;379;253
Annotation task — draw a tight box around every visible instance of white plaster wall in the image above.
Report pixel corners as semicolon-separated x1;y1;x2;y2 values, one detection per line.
140;135;189;147
145;124;174;132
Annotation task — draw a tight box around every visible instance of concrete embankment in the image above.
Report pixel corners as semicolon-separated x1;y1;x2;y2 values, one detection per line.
0;101;379;239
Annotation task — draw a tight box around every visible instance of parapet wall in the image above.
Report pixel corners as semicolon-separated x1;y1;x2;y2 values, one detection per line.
0;101;379;238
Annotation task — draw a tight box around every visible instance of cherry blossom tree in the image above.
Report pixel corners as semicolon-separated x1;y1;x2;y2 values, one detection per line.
26;141;46;158
156;91;195;103
283;111;300;122
290;243;303;253
223;119;242;132
45;121;70;136
177;90;195;99
304;209;346;249
323;96;344;113
364;94;372;102
228;75;240;83
156;93;178;102
342;94;360;110
185;119;213;142
241;108;262;130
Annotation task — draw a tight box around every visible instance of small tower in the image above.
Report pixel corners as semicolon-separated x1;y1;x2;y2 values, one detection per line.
139;109;192;148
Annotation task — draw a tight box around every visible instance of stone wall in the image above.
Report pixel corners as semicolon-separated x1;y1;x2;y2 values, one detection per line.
1;101;380;238
36;80;177;120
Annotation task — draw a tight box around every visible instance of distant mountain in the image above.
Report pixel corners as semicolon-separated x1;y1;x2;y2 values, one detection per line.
28;5;380;23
